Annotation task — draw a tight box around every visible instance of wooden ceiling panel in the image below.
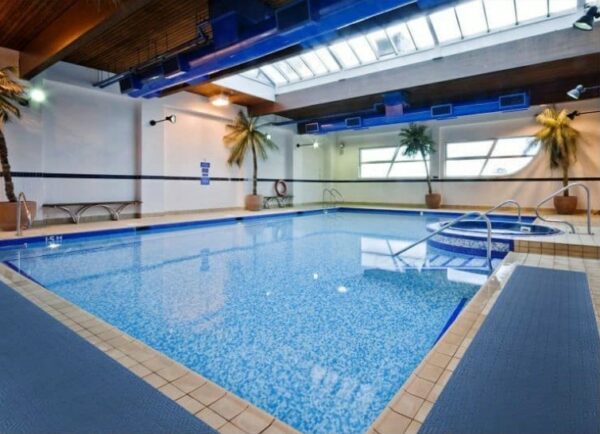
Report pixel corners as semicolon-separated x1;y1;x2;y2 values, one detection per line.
187;82;268;107
0;0;78;50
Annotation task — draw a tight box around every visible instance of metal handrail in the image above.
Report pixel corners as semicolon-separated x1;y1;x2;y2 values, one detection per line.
535;182;592;235
329;188;344;203
16;192;32;237
482;199;522;222
322;188;343;207
392;211;493;267
322;188;335;207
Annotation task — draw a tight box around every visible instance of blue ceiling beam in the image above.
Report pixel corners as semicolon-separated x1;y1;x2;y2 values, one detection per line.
126;0;418;98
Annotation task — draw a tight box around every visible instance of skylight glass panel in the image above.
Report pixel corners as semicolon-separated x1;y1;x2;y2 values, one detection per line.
300;52;328;75
483;0;516;29
515;0;548;22
549;0;577;14
329;41;360;68
273;61;300;82
456;0;488;37
348;36;377;63
429;8;462;43
385;23;416;54
286;56;314;79
366;29;396;57
314;47;341;72
259;65;287;86
241;68;260;79
407;17;435;49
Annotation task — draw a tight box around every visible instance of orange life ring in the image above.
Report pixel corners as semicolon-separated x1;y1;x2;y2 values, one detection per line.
275;179;287;197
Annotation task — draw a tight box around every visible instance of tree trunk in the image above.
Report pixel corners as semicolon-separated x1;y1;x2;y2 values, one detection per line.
421;149;432;194
562;164;569;197
0;128;16;202
251;140;258;196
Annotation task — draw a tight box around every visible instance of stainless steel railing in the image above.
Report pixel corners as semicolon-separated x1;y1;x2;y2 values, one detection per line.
535;182;592;235
392;211;493;266
322;188;344;207
482;199;522;222
16;192;32;237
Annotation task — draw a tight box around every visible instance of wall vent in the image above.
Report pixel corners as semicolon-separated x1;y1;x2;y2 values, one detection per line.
162;56;187;79
345;117;362;128
499;93;528;110
431;104;453;117
119;76;142;93
305;122;320;134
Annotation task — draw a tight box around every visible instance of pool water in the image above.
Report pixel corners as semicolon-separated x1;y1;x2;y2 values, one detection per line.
2;210;503;433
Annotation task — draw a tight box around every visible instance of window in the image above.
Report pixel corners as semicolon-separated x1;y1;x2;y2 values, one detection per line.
359;146;429;179
445;137;539;177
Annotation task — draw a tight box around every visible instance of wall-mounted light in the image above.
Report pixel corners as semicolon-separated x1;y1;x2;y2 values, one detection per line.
573;6;599;31
209;93;230;107
29;88;46;103
149;114;176;126
567;84;600;99
296;139;320;149
567;109;600;120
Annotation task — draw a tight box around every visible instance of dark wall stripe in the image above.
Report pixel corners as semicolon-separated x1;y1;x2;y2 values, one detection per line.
6;171;600;184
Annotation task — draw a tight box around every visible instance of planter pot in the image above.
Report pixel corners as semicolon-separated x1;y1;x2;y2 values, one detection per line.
245;194;263;211
553;195;577;215
0;201;37;231
425;193;442;209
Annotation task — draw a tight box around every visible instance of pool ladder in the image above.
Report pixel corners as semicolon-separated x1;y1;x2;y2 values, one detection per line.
16;192;33;237
392;211;493;268
534;182;593;235
322;188;344;207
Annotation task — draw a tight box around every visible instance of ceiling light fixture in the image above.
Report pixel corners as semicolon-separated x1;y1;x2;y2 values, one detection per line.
573;5;600;31
567;84;600;99
209;93;230;107
29;88;46;103
149;114;176;126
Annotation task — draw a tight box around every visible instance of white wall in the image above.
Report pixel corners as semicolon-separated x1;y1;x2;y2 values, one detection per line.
1;62;296;222
325;98;600;210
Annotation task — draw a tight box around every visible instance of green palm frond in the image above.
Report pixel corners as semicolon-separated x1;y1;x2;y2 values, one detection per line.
533;106;579;170
0;66;27;124
398;123;436;158
224;111;278;167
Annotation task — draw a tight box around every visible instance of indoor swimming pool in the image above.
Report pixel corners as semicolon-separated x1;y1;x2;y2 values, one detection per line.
0;209;524;433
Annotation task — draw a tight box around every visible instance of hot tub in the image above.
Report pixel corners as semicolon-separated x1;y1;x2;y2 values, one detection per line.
426;220;561;258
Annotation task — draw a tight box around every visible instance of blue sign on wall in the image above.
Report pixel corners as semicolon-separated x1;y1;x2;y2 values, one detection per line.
200;161;210;185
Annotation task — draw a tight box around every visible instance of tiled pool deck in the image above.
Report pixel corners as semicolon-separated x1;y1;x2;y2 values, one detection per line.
1;206;599;434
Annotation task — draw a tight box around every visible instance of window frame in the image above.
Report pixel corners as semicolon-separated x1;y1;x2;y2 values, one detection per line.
359;145;430;179
444;136;539;178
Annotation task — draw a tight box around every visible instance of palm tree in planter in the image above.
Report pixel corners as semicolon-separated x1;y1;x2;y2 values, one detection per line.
224;110;278;211
398;123;440;208
533;106;580;215
0;66;35;230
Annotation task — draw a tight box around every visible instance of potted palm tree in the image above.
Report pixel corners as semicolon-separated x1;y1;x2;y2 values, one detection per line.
0;66;35;230
224;111;278;211
399;123;440;208
533;106;580;215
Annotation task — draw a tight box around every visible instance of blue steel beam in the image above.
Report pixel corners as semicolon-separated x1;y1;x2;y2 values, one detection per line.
301;93;530;134
127;0;418;98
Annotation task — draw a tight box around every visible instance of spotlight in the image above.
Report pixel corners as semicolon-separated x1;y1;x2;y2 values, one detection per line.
567;84;600;99
29;88;46;103
266;133;272;140
149;114;176;126
567;109;600;119
573;6;600;31
313;140;319;149
209;93;230;107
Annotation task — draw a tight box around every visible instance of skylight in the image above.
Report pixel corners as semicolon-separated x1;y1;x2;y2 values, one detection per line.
243;0;578;89
430;8;462;43
329;41;360;68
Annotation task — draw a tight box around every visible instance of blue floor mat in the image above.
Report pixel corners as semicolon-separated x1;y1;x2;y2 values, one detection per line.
420;265;600;434
0;281;216;434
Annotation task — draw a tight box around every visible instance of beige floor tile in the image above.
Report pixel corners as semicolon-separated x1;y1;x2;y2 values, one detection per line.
176;395;205;415
159;383;186;400
262;420;299;434
172;372;207;394
190;382;227;406
404;420;422;434
391;392;424;418
143;373;168;388
219;422;247;434
197;408;228;430
156;363;188;382
210;394;249;420
405;377;434;399
232;407;274;434
374;410;412;434
414;401;433;423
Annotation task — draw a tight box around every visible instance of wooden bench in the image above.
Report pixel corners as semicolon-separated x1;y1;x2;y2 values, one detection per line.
43;201;141;224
